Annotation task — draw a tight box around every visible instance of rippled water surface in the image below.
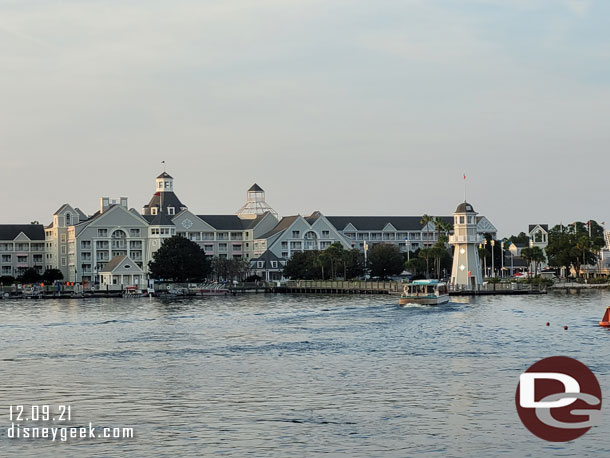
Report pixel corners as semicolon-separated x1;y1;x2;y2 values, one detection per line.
1;291;610;457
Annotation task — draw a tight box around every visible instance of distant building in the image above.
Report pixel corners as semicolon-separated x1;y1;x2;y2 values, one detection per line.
0;224;45;279
326;214;497;254
528;224;549;269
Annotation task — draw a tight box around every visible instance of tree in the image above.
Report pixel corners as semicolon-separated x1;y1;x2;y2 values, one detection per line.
420;214;434;247
283;251;322;280
18;268;42;284
0;275;15;285
546;224;598;278
530;246;547;277
42;269;64;283
507;232;530;245
148;236;211;282
418;247;434;278
368;244;404;278
521;246;546;277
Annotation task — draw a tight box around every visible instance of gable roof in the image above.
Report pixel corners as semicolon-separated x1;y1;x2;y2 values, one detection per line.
248;183;264;192
53;204;70;215
100;255;144;273
251;250;283;266
157;172;173;179
326;216;427;231
529;224;549;233
259;215;300;239
0;224;45;241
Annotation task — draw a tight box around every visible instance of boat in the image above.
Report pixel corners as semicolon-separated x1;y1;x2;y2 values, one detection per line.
399;280;449;305
599;306;610;327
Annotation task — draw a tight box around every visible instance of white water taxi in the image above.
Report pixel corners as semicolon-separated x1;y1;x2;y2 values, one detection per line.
399;280;450;306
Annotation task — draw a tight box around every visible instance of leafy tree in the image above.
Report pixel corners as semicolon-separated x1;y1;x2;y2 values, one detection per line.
18;268;42;284
0;275;15;285
507;232;530;245
521;247;546;277
148;236;211;282
368;244;404;279
405;256;427;277
546;224;598;278
42;269;64;283
283;251;322;280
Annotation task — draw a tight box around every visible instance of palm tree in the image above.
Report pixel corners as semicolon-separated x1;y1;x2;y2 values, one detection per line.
520;247;534;277
418;248;434;279
529;246;546;277
420;214;434;248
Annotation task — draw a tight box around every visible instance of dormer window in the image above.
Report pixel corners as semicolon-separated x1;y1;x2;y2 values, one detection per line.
168;207;175;215
151;208;158;215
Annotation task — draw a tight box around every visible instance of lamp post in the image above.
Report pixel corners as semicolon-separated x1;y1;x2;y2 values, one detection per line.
491;240;495;278
406;236;410;262
483;239;488;278
500;241;505;277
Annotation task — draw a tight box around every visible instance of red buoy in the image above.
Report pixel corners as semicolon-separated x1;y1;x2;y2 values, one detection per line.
546;322;550;326
599;306;610;327
564;325;568;330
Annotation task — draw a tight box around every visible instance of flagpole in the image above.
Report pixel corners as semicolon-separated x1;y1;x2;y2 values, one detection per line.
463;173;466;202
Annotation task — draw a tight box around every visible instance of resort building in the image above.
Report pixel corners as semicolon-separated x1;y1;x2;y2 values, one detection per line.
326;215;497;254
0;224;46;279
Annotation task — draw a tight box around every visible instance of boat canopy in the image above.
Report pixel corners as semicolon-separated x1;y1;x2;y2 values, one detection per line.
410;279;442;285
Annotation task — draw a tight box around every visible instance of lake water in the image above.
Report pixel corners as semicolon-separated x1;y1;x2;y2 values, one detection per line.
1;291;609;457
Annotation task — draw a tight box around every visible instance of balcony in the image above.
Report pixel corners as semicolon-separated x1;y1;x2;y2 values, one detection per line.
449;235;483;244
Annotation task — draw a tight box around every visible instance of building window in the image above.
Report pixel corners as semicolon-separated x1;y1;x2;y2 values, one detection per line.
1;255;11;263
60;234;67;243
168;207;175;215
61;257;67;266
322;230;330;238
292;230;300;238
270;261;277;268
130;229;140;237
459;216;464;224
257;261;264;268
281;252;288;258
204;244;213;252
98;229;108;237
151;208;158;215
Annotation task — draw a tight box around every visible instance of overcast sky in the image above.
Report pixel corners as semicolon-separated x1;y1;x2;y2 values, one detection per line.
1;0;608;237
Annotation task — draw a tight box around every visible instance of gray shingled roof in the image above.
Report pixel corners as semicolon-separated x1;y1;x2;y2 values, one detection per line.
250;250;283;267
157;172;173;179
145;213;175;226
259;215;299;239
145;191;185;214
0;224;45;241
248;183;264;192
326;216;427;231
196;214;265;230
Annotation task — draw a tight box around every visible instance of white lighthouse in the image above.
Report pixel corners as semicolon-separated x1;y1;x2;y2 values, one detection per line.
449;201;483;289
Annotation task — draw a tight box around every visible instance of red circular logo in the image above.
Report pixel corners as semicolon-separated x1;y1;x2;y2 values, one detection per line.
515;356;602;442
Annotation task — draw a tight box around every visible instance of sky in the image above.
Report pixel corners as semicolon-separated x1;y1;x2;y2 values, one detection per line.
1;0;609;237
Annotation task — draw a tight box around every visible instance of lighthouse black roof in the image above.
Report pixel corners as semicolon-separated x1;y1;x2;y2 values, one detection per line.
455;202;476;213
157;172;173;179
248;183;264;192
